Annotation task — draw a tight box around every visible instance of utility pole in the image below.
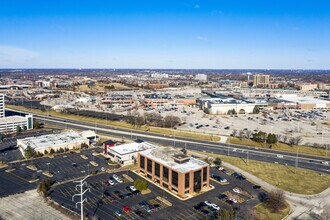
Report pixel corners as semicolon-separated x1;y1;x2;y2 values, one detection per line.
246;151;249;165
295;147;299;173
72;176;90;220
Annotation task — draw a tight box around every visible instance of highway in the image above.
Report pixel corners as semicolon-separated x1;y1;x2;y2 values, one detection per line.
8;109;330;174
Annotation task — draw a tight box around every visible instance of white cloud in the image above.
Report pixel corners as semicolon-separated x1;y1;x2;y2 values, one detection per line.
194;4;200;9
0;45;39;66
197;36;208;41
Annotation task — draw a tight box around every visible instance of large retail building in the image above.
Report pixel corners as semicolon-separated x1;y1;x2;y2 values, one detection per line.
137;147;210;197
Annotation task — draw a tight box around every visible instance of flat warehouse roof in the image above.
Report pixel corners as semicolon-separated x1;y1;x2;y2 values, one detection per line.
18;131;88;151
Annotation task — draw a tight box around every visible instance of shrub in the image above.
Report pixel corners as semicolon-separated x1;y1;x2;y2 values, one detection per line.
134;179;148;191
214;157;222;166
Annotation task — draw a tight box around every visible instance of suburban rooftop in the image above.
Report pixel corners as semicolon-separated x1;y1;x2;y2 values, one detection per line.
140;146;208;172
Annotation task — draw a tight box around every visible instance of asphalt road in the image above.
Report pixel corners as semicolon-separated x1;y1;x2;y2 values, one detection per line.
7;109;330;174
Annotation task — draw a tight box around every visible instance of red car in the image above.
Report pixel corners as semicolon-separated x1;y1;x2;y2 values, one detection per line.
123;205;132;213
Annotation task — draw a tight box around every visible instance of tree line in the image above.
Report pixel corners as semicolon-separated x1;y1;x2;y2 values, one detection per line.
126;111;181;128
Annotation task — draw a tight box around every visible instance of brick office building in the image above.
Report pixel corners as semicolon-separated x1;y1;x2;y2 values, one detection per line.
137;147;210;197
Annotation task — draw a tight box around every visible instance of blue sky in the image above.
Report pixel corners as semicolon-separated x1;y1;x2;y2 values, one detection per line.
0;0;329;69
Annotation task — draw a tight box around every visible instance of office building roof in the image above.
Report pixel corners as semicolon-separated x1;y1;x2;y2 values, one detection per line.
0;116;28;124
109;141;157;155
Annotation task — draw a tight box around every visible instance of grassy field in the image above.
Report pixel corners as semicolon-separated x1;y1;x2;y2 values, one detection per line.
253;202;291;220
228;137;328;158
8;105;220;142
196;151;330;195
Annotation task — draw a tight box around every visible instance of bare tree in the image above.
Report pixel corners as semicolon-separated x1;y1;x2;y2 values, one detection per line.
238;130;245;139
163;115;181;128
294;136;303;145
288;137;296;146
282;135;288;144
275;134;282;143
266;190;286;213
232;129;238;137
245;130;253;139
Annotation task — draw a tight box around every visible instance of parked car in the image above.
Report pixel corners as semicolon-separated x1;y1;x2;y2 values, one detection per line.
211;204;220;211
253;185;261;189
233;188;240;193
204;201;212;206
123;205;132;213
115;210;122;216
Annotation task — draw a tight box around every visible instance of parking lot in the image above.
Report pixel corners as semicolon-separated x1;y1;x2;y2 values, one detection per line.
0;148;116;197
50;167;264;220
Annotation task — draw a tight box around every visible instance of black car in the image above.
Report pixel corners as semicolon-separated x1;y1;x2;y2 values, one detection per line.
201;210;209;215
134;210;144;217
218;194;227;200
253;185;261;189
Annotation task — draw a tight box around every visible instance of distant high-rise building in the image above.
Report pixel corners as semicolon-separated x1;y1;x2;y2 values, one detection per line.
195;74;207;81
253;75;270;87
0;93;4;118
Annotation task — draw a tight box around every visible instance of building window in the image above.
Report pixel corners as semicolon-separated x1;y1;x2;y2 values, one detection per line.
163;166;169;182
193;170;202;192
172;171;178;187
155;162;160;177
147;159;152;173
140;155;145;169
185;173;190;188
203;167;207;182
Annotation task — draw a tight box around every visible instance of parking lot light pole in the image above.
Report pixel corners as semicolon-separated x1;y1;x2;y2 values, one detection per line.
72;176;90;220
46;162;50;174
295;147;300;173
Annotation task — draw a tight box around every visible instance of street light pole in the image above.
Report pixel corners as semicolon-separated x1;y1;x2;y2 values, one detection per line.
46;162;50;174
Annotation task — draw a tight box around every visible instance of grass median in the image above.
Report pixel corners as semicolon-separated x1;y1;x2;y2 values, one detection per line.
228;137;328;158
253;202;291;220
7;105;220;142
196;151;330;195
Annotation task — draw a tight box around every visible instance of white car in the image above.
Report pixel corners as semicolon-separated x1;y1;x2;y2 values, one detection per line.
229;198;238;203
116;178;123;183
211;204;220;211
204;201;212;206
321;161;329;166
276;154;284;158
130;186;137;191
210;164;216;168
233;188;240;193
218;167;224;171
220;179;227;183
108;180;114;185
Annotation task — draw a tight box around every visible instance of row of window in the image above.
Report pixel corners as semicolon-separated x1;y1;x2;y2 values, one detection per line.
140;155;208;189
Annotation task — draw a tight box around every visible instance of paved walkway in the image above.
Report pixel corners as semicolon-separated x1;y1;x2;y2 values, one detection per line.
223;162;330;220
